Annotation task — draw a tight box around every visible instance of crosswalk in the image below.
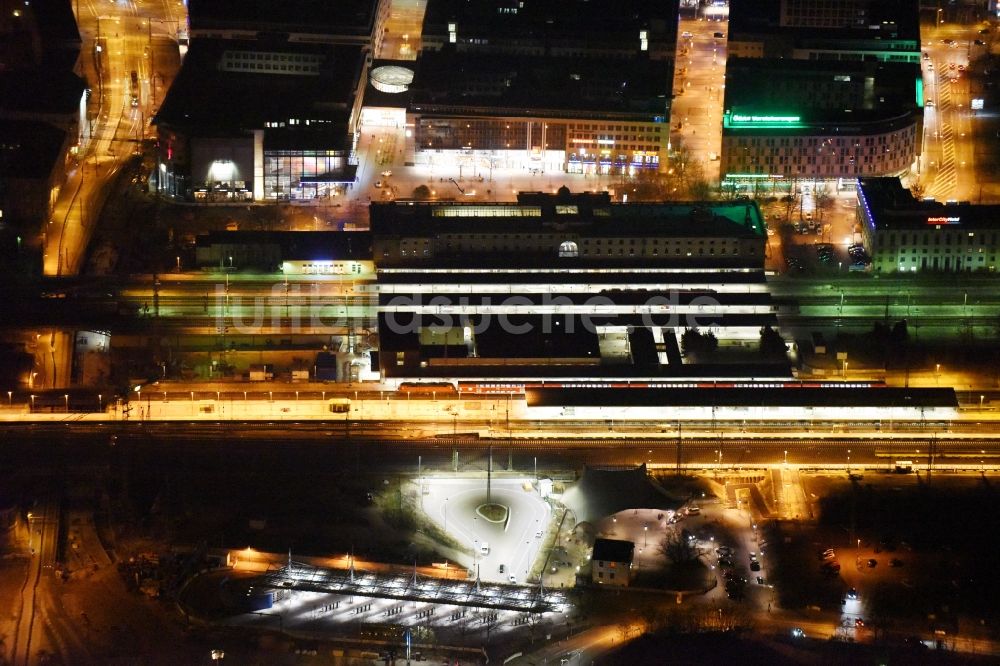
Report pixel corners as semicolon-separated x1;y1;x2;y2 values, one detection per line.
928;73;957;200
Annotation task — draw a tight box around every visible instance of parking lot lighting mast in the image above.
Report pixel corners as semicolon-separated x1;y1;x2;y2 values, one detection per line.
487;445;493;504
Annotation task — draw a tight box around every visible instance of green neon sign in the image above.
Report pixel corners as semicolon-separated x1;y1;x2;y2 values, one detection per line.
730;114;801;124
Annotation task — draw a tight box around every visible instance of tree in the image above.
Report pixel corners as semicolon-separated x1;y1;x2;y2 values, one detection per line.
412;184;432;200
688;178;714;201
909;179;926;200
758;326;787;358
658;528;700;565
814;183;834;222
680;328;718;356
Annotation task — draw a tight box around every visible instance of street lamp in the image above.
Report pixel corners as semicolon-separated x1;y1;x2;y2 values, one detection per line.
63;394;69;412
980;394;985;410
30;394;36;410
847;449;851;475
784;450;788;465
98;394;103;411
6;390;11;406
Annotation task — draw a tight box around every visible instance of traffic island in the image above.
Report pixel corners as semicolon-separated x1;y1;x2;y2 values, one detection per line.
475;503;509;524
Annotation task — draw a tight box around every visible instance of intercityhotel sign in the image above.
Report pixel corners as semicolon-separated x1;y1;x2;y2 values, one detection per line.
926;216;961;225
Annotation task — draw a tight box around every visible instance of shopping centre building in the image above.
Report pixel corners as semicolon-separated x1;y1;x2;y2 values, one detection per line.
154;39;367;201
360;0;678;176
720;58;922;193
721;0;922;193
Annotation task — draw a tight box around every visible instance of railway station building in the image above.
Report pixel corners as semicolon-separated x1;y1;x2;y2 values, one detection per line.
370;190;788;384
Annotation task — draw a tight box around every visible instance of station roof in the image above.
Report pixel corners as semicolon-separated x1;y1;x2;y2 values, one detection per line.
525;385;958;408
154;39;364;135
375;268;768;286
256;562;567;613
378;291;773;307
371;196;765;239
408;48;671;119
858;177;1000;231
195;231;372;261
188;0;380;40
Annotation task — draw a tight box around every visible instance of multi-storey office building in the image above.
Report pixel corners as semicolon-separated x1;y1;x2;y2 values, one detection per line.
720;58;922;190
728;0;920;62
187;0;390;53
406;49;672;175
420;0;678;60
154;39;366;201
370;191;785;383
859;177;1000;273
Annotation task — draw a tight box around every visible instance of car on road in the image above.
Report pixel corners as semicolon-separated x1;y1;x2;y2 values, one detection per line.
868;558;878;568
381;170;392;177
756;576;765;585
942;38;956;46
535;531;543;539
509;575;517;584
855;618;865;628
975;39;986;46
681;31;693;38
890;558;904;567
847;587;858;600
480;542;490;555
713;32;725;38
791;627;805;638
374;180;383;188
925;99;935;107
686;505;700;515
750;561;761;571
499;564;505;574
923;52;931;60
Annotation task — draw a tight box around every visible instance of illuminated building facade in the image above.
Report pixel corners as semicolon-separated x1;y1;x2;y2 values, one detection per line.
374;0;678;175
154;40;365;201
720;58;922;190
858;177;1000;273
407;50;671;175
